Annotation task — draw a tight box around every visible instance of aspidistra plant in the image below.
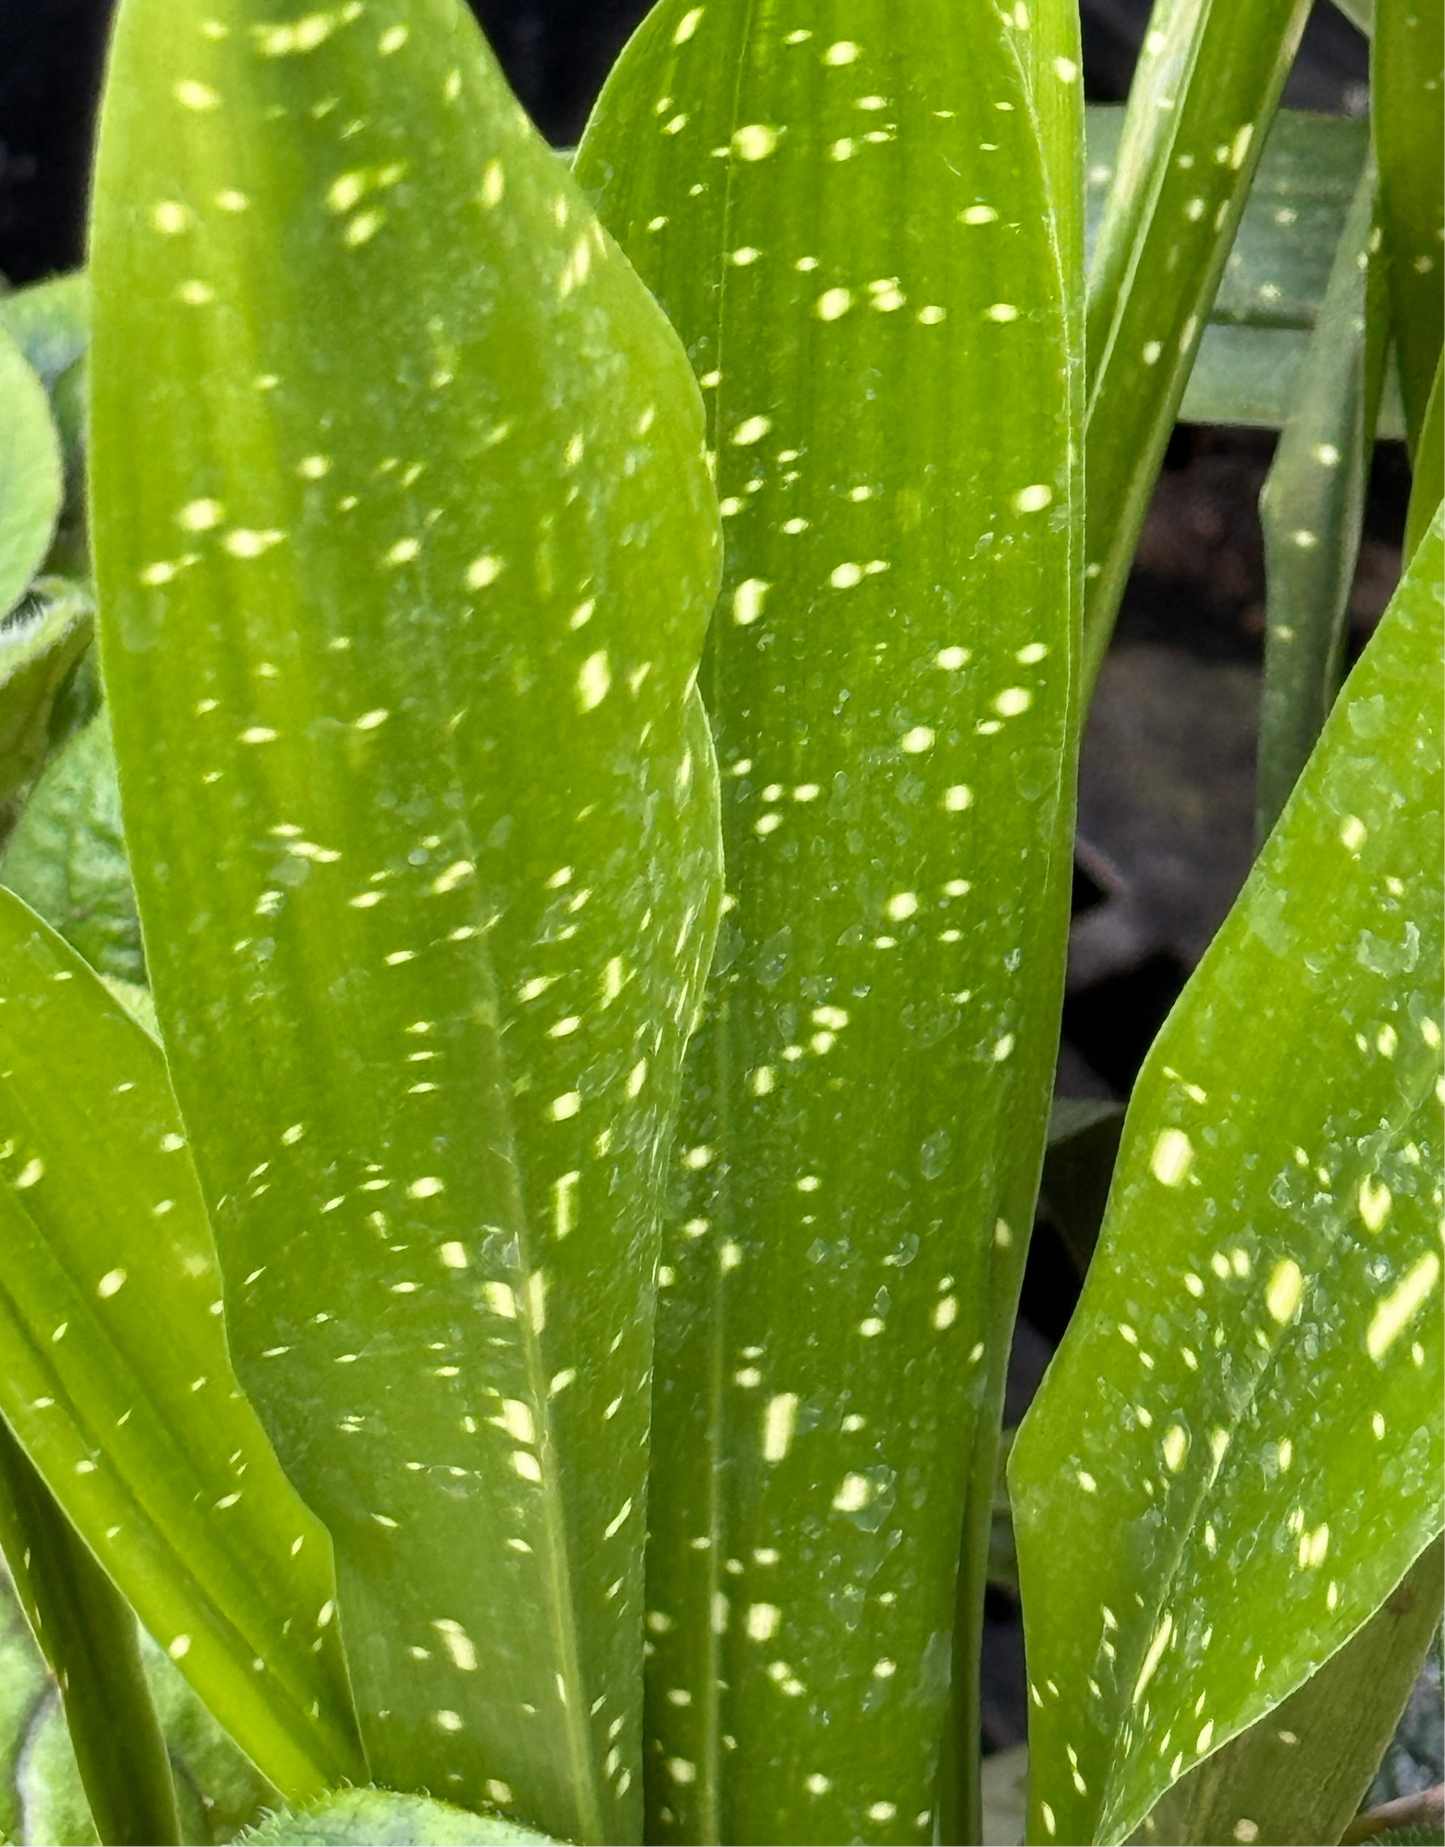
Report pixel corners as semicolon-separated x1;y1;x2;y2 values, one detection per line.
0;0;1436;1844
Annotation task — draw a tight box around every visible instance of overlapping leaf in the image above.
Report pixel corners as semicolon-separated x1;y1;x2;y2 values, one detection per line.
1135;1535;1444;1847
1082;0;1314;681
579;4;1081;1840
240;1788;556;1845
1257;158;1388;840
90;1;722;1838
1373;0;1444;458
0;325;63;622
1012;514;1445;1846
1;710;141;985
0;1424;179;1846
0;580;93;825
0;891;362;1800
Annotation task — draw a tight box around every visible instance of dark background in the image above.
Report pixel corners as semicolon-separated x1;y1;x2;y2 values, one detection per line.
3;0;1418;1765
0;0;1372;285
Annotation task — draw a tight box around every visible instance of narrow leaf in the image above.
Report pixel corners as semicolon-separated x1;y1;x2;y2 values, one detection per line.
1011;513;1445;1847
1256;157;1388;841
0;890;364;1799
1373;0;1444;458
90;2;721;1838
1081;0;1313;685
0;1421;180;1847
1403;359;1442;566
2;710;142;985
579;5;1081;1841
0;325;64;622
1135;1535;1445;1847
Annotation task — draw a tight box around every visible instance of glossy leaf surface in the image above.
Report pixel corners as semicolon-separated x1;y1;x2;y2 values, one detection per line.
240;1790;557;1845
0;1422;179;1846
1012;514;1445;1847
90;2;721;1837
0;890;362;1800
1082;0;1313;682
1373;0;1444;457
579;6;1080;1841
1257;159;1387;840
0;324;63;622
1135;1535;1444;1847
2;710;142;984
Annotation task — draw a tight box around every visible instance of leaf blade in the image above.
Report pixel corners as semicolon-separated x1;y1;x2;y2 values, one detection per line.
0;889;363;1800
0;1419;180;1847
90;3;721;1837
1256;157;1389;841
1082;0;1314;684
0;325;64;622
579;4;1082;1840
1012;513;1445;1846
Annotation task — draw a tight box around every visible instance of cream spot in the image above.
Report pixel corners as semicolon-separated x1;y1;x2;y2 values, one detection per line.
1266;1258;1303;1323
1151;1128;1193;1186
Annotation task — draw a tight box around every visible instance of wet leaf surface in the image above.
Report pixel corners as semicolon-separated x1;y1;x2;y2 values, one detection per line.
89;1;721;1836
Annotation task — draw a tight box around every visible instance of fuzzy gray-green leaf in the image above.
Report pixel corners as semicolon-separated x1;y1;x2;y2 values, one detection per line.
0;326;64;623
90;2;721;1838
2;709;142;984
240;1790;559;1846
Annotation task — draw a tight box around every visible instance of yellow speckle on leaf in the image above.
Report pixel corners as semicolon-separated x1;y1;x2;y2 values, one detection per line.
1151;1128;1193;1187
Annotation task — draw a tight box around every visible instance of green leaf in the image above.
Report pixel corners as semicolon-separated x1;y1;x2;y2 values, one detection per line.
578;4;1081;1841
1040;1099;1126;1277
1332;0;1373;35
0;276;94;583
0;889;365;1800
1011;512;1445;1847
1374;0;1444;458
0;275;91;393
1134;1534;1444;1847
0;324;64;623
0;1563;278;1847
239;1790;559;1846
0;1421;180;1846
2;710;142;985
1404;360;1442;566
1082;0;1313;685
89;1;721;1838
1256;157;1389;842
0;580;94;824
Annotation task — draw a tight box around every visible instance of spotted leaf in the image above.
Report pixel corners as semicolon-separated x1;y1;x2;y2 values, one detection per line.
1256;157;1388;840
0;889;363;1802
578;4;1081;1841
1134;1534;1444;1847
1373;0;1444;459
1082;0;1315;683
1011;512;1445;1847
89;1;721;1839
